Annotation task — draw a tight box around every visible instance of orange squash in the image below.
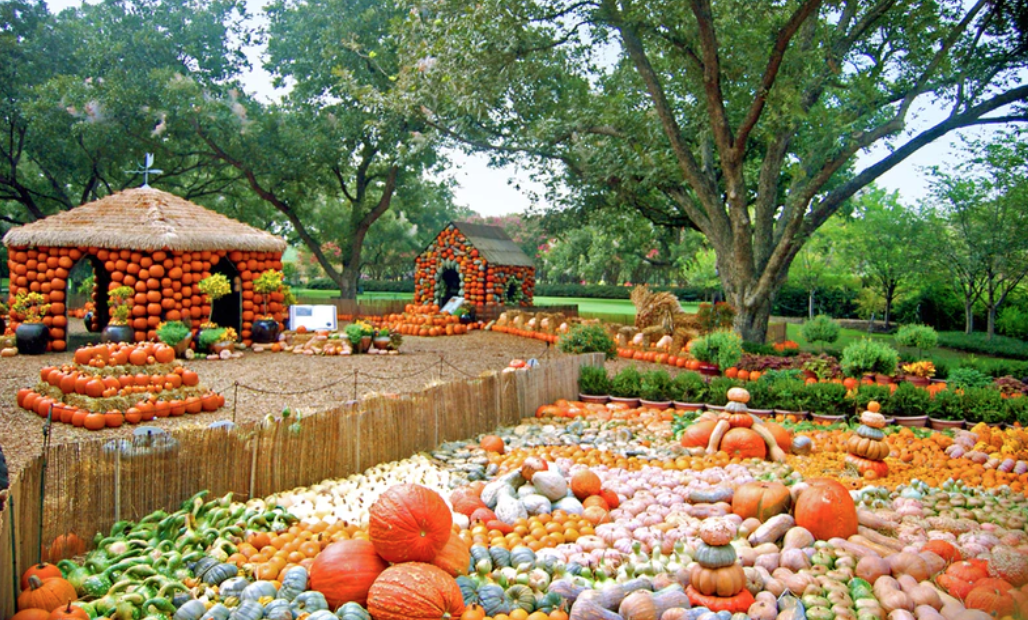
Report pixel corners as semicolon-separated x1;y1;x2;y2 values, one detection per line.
680;420;717;449
731;481;792;522
309;539;388;608
430;531;470;577
794;478;858;541
17;576;76;612
570;469;602;500
368;484;452;563
20;564;62;591
367;563;465;620
719;428;766;460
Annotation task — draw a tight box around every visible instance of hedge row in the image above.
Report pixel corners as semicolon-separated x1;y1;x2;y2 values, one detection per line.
937;331;1028;361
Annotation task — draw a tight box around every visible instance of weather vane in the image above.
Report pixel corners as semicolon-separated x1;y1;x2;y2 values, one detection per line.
125;153;163;187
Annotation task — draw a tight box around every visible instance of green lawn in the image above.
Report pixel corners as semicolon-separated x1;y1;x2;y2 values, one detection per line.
785;323;969;365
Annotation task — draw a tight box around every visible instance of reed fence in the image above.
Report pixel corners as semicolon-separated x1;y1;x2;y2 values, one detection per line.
0;352;603;618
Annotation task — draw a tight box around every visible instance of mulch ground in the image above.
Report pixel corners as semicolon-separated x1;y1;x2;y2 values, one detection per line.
1;327;584;480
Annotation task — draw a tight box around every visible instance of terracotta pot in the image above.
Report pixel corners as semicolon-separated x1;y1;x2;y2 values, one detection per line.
810;413;847;425
639;399;672;410
705;404;726;412
875;374;894;385
373;337;392;350
211;342;234;355
673;401;705;412
609;396;640;407
906;375;930;387
359;335;372;353
775;409;809;420
929;417;964;431
749;408;774;419
172;333;193;357
698;364;720;377
579;394;610;404
16;322;50;355
894;415;929;428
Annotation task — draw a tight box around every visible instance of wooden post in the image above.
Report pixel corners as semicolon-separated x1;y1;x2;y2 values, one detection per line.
114;450;121;522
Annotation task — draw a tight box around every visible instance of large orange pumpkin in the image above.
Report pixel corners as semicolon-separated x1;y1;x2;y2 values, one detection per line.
719;428;766;460
48;603;89;620
794;478;858;541
570;469;602;500
17;576;76;612
367;563;465;620
732;481;792;522
369;484;452;563
309;539;388;608
47;534;86;563
12;610;50;620
20;564;62;591
431;531;471;577
762;421;792;453
680;420;717;448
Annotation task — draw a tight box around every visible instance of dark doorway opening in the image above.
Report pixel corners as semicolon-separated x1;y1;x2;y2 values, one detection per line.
68;255;108;348
209;260;241;332
440;267;462;306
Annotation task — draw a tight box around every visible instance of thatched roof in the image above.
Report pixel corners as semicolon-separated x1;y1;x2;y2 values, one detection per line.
2;187;286;253
449;222;534;267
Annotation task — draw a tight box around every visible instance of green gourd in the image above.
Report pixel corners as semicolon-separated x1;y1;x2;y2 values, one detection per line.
201;563;238;585
228;600;264;620
173;600;208;620
240;581;277;601
335;602;372;620
489;546;512;568
201;604;231;620
510;546;536;568
478;584;512;616
469;545;492;567
277;566;308;601
457;575;480;605
291;591;329;613
263;600;293;620
306;612;337;620
694;542;738;568
506;584;536;612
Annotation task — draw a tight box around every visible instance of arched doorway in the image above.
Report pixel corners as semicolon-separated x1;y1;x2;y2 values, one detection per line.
504;275;523;306
66;255;109;348
438;267;462;307
209;260;241;332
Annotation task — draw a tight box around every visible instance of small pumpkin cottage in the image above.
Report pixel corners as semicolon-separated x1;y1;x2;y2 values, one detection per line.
3;187;288;350
414;222;535;308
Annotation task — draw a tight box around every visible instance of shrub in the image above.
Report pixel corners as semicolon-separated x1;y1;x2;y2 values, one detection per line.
947;367;991;390
840;339;899;377
706;377;743;406
928;389;963;421
1006;396;1028;426
640;369;674;402
306;277;339;290
996;306;1028;340
761;374;808;412
851;384;892;414
671;371;707;403
578;366;611;396
937;331;1028;360
558;324;617;359
955;356;1028;380
882;382;931;418
198;327;228;350
156;321;191;346
801;315;841;349
689;329;744;370
745;379;774;410
895;324;938;355
742;341;778;356
697;302;736;333
804;382;849;417
610;366;642;398
961;387;1005;425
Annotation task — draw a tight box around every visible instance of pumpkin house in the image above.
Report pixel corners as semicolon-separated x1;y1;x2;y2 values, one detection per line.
413;222;535;308
3;187;288;350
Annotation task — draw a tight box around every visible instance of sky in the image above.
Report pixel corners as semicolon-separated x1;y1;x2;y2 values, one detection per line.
46;0;1004;218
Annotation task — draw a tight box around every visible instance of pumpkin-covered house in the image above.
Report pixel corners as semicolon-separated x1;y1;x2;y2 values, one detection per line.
3;187;288;350
413;222;535;308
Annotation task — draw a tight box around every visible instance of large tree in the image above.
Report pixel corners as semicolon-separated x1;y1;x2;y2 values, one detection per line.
395;0;1028;341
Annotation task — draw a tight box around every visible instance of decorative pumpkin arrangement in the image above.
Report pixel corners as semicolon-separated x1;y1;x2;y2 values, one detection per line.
16;343;223;429
371;305;477;338
845;402;891;479
685;518;755;612
6;243;286;348
679;388;792;462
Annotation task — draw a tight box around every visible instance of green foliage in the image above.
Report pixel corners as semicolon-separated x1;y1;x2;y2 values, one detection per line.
955;356;1028;379
895;324;938;352
947;367;992;390
938;331;1028;360
610;366;642;398
558;324;616;359
696;302;735;334
689;330;743;370
744;378;774;410
996;306;1028;340
157;321;191;346
927;389;964;421
851;384;893;413
671;371;707;403
840;339;899;377
198;327;228;350
344;323;365;347
1006;396;1028;426
758;372;808;412
705;377;743;406
198;274;231;300
12;291;50;323
639;369;673;402
803;382;850;417
742;341;777;356
881;382;931;418
801;315;841;346
961;387;1005;424
578;366;610;396
78;275;95;295
253;270;285;294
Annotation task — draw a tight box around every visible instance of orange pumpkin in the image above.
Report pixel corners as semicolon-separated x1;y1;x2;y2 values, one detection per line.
794;478;858;541
570;469;602;500
369;484;452;563
309;539;388;608
431;531;470;577
731;481;792;522
367;562;465;620
719;428;766;460
17;576;76;612
922;540;961;565
762;421;792;453
48;534;86;563
965;585;1015;618
20;564;62;591
680;420;717;448
48;603;88;620
479;435;504;453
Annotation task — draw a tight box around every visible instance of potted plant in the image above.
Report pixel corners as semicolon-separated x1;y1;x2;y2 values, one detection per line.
802;356;835;382
609;366;642;406
453;306;474;325
671;371;707;410
962;387;1005;427
557;324;617;359
882;381;931;427
840;339;899;383
805;382;849;424
12;291;51;354
639;369;673;409
578;365;611;403
689;329;743;377
196;273;232;349
199;326;238;357
157;320;193;356
705;377;742;408
927;389;964;430
102;285;135;343
744;378;774;417
252;270;287;344
851;384;893;421
345;321;374;353
901;360;935;387
373;327;392;351
765;373;810;419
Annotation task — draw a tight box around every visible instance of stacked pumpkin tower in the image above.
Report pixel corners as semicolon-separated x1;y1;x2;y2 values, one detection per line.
845;401;890;478
686;518;755;613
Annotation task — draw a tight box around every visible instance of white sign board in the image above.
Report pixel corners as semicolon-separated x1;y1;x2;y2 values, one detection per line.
440;296;464;315
289;305;338;332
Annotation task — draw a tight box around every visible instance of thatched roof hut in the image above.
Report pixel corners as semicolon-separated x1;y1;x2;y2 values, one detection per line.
2;187;286;253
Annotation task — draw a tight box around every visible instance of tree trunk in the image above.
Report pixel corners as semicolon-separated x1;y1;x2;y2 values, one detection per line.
808;289;815;320
964;299;974;334
883;283;896;329
731;291;773;345
335;165;399;300
987;305;997;339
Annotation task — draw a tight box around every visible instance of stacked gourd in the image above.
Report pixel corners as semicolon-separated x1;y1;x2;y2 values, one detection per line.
679;388;795;462
16;342;223;430
685;517;755;613
373;304;473;337
846;401;890;478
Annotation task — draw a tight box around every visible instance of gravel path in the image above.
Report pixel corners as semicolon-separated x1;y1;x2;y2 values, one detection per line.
0;326;573;480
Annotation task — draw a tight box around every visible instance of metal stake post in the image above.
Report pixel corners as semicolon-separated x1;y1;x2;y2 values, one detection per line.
37;405;54;565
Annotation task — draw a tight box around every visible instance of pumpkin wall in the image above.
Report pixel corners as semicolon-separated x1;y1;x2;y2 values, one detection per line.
413;226;535;308
6;246;286;350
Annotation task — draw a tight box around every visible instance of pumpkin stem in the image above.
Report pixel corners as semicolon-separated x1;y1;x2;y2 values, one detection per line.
28;574;43;589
